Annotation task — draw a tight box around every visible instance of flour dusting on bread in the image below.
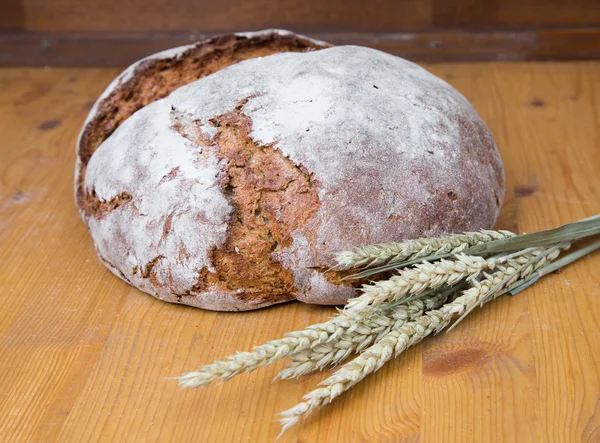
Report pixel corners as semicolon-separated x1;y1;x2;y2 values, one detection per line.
85;100;233;299
77;33;504;311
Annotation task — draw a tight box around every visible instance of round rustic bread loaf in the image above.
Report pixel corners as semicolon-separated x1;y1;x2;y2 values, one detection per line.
76;30;505;311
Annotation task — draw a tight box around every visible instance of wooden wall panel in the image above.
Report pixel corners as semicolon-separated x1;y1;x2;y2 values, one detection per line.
432;0;600;28
493;0;600;28
16;0;600;32
3;28;600;67
20;0;433;32
0;0;25;29
2;0;600;64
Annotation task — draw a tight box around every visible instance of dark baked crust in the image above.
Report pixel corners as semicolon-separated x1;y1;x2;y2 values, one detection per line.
75;30;335;311
169;102;321;304
77;39;505;312
76;30;331;220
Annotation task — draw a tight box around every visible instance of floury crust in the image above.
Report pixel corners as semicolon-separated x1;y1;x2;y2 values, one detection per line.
76;32;504;311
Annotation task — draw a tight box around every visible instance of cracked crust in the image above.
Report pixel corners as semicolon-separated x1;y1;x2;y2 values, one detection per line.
172;100;321;303
76;30;332;311
75;29;330;221
77;38;505;311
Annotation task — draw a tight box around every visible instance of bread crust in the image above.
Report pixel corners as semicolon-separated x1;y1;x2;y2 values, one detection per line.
75;29;331;219
76;33;505;312
75;30;331;311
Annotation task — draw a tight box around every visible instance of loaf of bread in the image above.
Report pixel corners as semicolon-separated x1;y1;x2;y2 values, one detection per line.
76;30;504;311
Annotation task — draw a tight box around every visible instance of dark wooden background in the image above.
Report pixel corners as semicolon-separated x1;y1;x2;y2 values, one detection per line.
1;0;600;65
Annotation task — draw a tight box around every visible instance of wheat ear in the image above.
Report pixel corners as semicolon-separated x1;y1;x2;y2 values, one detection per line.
179;302;419;388
277;288;454;379
335;229;515;270
277;249;558;435
345;253;517;314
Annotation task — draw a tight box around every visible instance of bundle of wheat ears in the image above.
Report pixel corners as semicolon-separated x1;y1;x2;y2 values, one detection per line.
177;215;600;437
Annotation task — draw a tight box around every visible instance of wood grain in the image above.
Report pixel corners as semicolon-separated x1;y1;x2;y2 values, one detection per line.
20;0;433;32
0;62;599;442
0;0;24;30
12;0;600;32
3;0;600;65
3;28;600;67
431;0;600;27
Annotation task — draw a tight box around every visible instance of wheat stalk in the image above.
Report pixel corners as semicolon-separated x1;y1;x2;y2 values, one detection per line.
344;252;520;314
178;252;532;388
335;229;515;270
277;249;559;435
277;288;456;379
175;216;600;438
178;297;434;388
176;323;339;388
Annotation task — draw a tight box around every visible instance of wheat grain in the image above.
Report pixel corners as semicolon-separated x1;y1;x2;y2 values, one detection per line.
277;250;556;435
177;253;520;390
178;300;419;388
335;229;515;270
177;325;334;388
277;289;453;379
448;244;566;330
344;253;514;314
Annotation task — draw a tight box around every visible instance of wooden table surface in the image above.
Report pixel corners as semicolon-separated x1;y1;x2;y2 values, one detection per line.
1;62;599;443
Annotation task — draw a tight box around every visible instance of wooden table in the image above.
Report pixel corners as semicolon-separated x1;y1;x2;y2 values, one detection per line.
1;62;599;442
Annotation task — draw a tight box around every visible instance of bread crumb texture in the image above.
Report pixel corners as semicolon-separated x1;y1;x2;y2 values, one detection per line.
76;33;504;311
